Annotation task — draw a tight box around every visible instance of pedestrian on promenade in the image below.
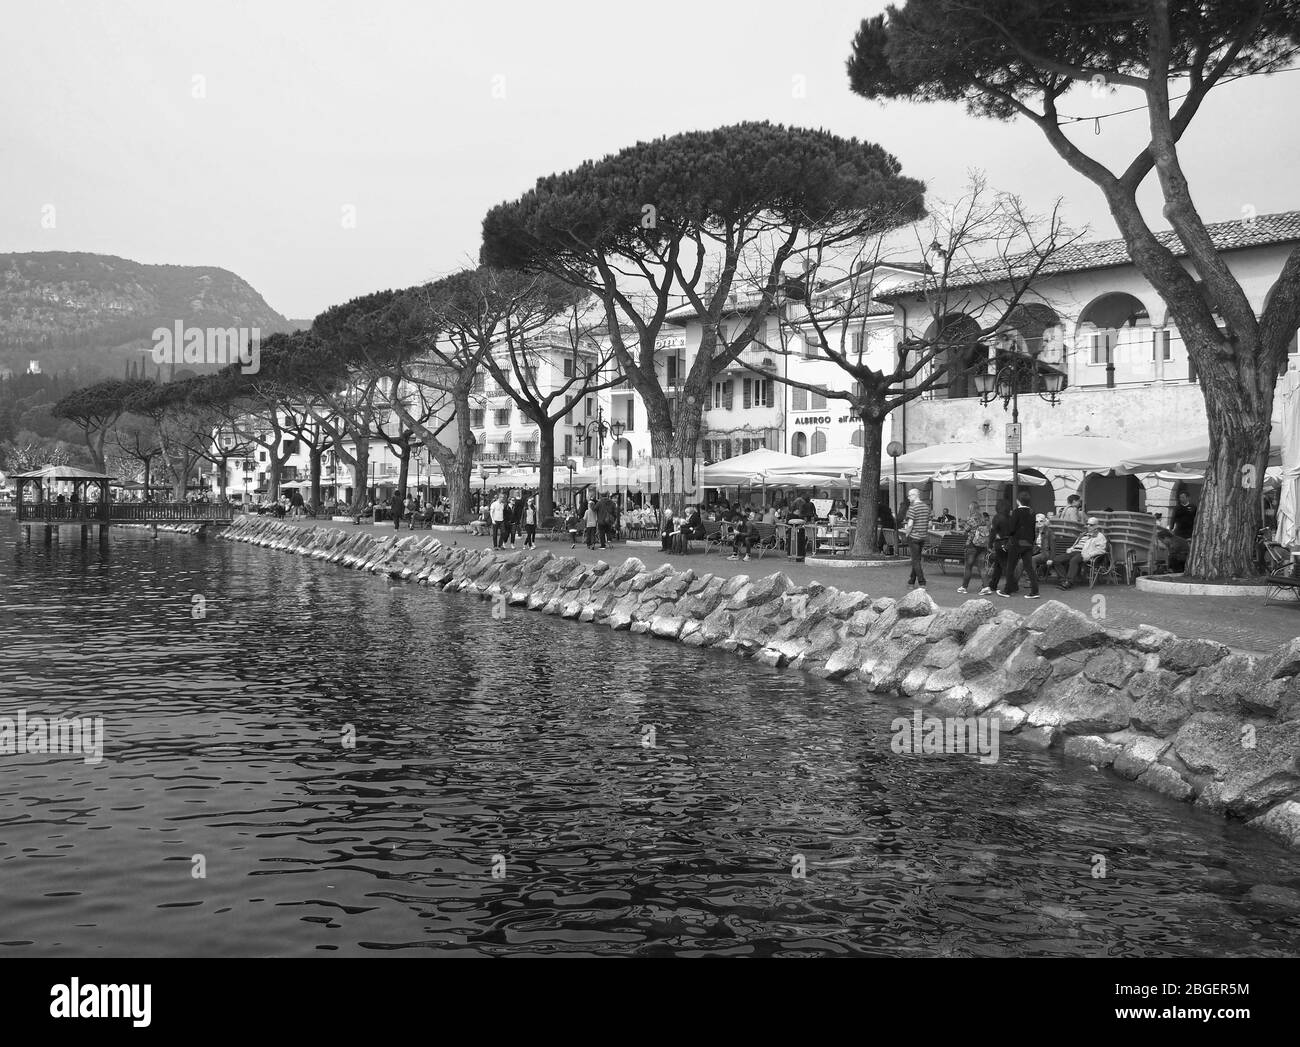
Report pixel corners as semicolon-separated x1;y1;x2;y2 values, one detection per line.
524;497;537;549
900;488;931;589
583;499;599;549
511;492;526;548
596;493;614;549
980;499;1013;595
389;490;404;531
956;500;988;594
1000;491;1040;599
489;491;507;548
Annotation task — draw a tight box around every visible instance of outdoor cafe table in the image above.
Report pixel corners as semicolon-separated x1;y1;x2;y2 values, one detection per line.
813;524;856;556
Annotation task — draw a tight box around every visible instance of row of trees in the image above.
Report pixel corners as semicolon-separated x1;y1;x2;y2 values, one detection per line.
47;0;1300;577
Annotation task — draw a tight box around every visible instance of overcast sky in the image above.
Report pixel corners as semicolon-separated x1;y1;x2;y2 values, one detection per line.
4;0;1297;320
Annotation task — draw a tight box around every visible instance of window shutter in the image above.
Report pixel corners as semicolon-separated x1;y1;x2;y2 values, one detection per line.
743;378;752;409
724;380;734;410
792;387;806;411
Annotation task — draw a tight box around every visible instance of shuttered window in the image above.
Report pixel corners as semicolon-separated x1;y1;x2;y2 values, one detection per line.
792;386;807;411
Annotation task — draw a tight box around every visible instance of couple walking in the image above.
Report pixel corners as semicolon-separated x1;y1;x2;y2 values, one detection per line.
489;492;537;550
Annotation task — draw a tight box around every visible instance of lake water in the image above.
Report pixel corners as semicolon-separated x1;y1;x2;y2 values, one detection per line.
2;521;1299;956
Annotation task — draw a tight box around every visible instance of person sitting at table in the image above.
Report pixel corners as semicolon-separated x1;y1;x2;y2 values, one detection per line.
827;504;845;525
1058;494;1084;524
727;511;755;562
1054;518;1109;590
762;504;776;526
935;508;955;530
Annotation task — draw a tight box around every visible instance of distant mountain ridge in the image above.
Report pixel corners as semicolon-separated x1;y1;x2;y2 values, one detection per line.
0;251;301;379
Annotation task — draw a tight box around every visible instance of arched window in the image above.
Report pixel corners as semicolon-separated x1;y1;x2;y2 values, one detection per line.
791;432;808;457
811;430;828;454
1076;293;1150;387
924;313;985;399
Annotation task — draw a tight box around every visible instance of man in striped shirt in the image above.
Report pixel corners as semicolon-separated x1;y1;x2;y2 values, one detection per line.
901;487;931;588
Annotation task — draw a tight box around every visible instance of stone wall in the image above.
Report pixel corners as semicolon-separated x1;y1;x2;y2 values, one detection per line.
219;516;1300;850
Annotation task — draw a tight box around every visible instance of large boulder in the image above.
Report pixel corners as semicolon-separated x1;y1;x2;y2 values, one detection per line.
1080;647;1142;689
1171;713;1300;817
1262;637;1300;679
823;590;873;619
1025;602;1106;658
1023;675;1132;735
860;634;929;693
1247;800;1300;848
924;600;997;642
999;639;1056;705
957;617;1027;678
895;587;938;618
1159;637;1231;676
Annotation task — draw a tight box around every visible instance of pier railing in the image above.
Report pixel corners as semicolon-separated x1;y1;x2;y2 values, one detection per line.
16;502;241;523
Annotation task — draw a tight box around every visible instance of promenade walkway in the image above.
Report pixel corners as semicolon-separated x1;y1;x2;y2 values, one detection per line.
268;516;1299;654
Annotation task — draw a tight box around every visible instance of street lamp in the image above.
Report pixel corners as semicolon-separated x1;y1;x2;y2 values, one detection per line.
886;440;904;533
972;335;1065;507
575;407;626;492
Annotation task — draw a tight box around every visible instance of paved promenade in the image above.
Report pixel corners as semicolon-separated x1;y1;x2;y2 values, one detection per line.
264;516;1299;654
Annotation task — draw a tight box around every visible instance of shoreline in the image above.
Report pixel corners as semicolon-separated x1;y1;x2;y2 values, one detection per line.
210;515;1300;851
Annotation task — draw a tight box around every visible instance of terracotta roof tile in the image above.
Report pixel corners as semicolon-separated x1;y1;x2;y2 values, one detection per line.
877;210;1300;300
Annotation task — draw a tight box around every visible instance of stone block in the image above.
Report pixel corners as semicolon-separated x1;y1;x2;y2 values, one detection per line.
1159;637;1231;675
1137;763;1195;801
1024;676;1132;735
1025;601;1106;658
1063;735;1124;767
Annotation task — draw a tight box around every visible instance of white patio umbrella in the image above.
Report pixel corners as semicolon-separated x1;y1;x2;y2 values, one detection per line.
701;447;805;485
767;445;889;479
1116;434;1283;474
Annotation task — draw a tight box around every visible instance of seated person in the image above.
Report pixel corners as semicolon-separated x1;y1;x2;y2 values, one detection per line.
1031;513;1056;578
761;505;777;526
1053;518;1109;590
468;511;490;537
686;506;705;540
935;509;955;530
727;512;755;561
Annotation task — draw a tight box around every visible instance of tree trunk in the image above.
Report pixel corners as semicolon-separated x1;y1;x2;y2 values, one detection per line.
348;437;369;515
851;416;884;557
1184;335;1271;579
310;448;322;508
396;443;411;498
538;422;556;522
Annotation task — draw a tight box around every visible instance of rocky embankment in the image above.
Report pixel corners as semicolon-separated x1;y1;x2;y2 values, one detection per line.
221;516;1300;849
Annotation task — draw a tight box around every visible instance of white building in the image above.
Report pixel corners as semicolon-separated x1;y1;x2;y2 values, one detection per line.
879;208;1300;520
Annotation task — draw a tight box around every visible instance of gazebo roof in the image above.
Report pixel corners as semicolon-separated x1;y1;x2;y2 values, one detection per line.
14;465;117;481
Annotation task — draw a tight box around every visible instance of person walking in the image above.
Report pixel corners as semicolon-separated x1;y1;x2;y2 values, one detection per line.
980;499;1013;596
523;497;537;549
583;498;599;549
506;493;524;549
388;490;404;531
899;488;931;589
596;493;614;549
1000;491;1040;599
956;500;988;594
489;491;506;548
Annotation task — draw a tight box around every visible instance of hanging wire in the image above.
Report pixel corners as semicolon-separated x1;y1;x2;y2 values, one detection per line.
1059;65;1300;129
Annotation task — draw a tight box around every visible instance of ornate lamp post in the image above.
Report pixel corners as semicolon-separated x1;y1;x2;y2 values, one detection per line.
886;439;904;531
575;407;626;492
972;335;1065;507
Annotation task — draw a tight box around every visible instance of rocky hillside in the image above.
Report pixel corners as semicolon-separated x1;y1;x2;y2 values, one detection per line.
0;252;301;380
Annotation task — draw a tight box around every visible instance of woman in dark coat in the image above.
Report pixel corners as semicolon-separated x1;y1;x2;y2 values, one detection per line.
980;499;1013;595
